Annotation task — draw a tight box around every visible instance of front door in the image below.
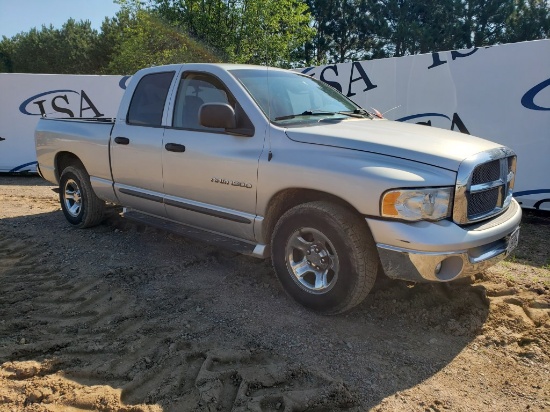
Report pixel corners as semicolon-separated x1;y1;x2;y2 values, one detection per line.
162;71;263;241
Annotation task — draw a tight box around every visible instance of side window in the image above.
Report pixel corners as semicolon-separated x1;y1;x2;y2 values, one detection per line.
127;71;175;126
172;73;233;130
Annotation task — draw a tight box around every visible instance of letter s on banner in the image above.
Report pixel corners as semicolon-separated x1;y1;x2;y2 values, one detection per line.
521;77;550;111
320;65;343;93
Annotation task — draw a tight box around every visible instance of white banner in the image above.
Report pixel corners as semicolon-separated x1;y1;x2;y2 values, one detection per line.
1;41;548;210
298;40;550;211
0;73;128;173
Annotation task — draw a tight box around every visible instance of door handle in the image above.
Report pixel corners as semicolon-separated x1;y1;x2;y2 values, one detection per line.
165;143;186;152
114;136;130;145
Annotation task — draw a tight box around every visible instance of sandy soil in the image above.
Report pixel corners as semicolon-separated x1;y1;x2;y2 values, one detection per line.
0;175;548;412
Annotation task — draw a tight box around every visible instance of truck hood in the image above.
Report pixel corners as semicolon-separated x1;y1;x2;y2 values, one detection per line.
284;119;501;171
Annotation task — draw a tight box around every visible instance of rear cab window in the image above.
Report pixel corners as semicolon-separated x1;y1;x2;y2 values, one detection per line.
127;71;175;126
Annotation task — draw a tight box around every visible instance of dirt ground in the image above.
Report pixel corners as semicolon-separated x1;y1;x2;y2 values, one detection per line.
0;175;548;412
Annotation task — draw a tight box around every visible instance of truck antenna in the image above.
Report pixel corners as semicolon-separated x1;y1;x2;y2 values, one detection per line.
382;105;401;117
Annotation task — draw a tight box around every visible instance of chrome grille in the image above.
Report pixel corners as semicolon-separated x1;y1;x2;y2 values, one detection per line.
508;156;514;172
453;148;517;224
471;160;500;185
467;187;500;216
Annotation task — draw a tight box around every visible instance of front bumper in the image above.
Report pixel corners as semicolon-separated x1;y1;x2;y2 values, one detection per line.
368;199;522;282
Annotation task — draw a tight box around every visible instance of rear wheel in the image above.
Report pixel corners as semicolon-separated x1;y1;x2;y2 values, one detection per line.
271;201;378;314
59;165;105;228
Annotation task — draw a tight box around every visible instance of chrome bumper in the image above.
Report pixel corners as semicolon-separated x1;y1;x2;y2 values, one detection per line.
369;199;522;282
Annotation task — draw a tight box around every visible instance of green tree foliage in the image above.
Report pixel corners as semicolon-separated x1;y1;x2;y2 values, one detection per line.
150;0;315;66
104;6;221;74
152;0;235;58
0;36;15;72
0;5;222;75
458;0;516;48
299;0;382;65
1;19;101;74
91;11;135;74
301;0;550;62
505;0;550;43
368;0;466;57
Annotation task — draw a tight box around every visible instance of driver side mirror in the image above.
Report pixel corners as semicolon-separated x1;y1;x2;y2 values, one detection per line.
199;103;236;129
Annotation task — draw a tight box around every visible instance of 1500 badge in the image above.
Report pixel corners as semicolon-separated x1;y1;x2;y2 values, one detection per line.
211;177;252;189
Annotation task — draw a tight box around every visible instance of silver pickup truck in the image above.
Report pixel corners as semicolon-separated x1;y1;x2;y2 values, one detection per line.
35;63;521;314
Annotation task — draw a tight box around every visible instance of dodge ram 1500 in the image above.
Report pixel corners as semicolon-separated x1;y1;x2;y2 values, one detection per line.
35;63;521;314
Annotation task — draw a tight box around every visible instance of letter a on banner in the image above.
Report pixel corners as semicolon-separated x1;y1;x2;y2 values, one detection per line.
346;62;377;97
80;90;104;118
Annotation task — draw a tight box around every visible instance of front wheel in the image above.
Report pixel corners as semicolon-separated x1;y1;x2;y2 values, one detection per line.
271;201;378;315
59;165;105;228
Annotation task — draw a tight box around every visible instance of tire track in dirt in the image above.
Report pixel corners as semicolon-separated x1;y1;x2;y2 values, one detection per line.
0;232;357;411
473;277;550;360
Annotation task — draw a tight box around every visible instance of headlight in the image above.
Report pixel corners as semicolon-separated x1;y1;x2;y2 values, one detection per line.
381;187;453;221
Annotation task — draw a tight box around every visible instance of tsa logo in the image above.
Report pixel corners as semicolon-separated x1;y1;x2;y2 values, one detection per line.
19;89;104;118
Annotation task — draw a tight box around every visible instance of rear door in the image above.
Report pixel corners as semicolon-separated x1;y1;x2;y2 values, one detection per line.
110;71;175;216
161;71;263;241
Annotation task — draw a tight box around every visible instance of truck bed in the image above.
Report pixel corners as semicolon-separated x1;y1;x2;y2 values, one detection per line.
35;117;115;185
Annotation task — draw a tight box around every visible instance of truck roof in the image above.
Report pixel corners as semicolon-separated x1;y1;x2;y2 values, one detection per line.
134;63;288;75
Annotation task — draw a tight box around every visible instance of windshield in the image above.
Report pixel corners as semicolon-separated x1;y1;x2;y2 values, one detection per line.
230;69;364;125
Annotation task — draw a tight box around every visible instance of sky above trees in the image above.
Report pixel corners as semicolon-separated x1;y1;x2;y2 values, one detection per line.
0;0;121;38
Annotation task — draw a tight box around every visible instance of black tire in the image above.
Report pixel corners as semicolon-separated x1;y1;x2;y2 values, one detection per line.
271;201;378;315
59;165;105;228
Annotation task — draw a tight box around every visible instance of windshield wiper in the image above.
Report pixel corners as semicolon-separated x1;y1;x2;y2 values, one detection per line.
274;110;336;121
275;109;372;121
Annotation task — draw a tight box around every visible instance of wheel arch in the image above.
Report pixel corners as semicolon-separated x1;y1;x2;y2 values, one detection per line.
261;188;371;245
55;152;86;181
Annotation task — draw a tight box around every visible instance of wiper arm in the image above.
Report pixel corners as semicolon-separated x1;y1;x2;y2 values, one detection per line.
274;109;372;121
337;109;373;118
274;110;336;121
